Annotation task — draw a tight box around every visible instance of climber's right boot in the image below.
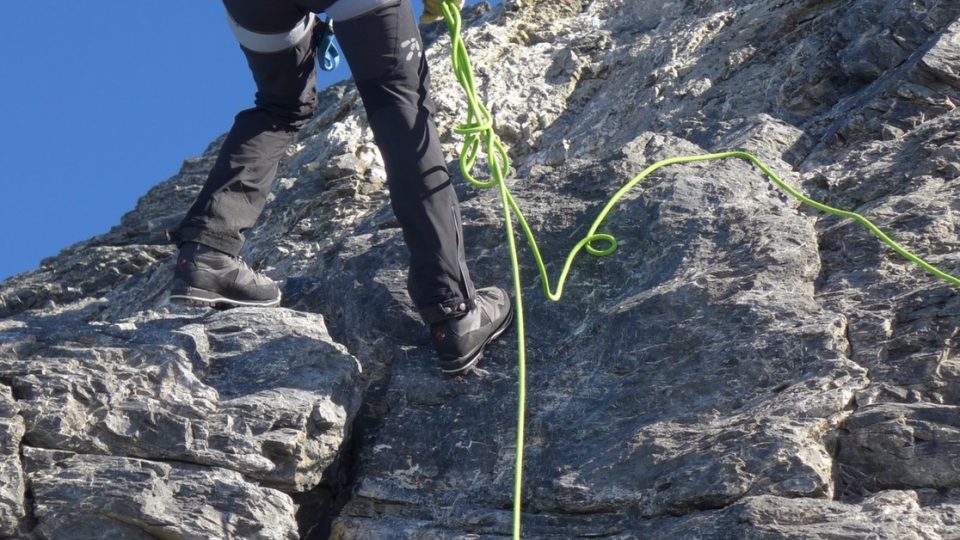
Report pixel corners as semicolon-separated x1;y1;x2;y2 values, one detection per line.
170;242;281;308
430;287;513;375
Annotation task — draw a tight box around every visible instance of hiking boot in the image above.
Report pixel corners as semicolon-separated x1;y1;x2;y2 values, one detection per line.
170;242;281;308
431;287;513;375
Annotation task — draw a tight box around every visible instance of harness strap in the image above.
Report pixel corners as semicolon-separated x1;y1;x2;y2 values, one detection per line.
326;0;400;22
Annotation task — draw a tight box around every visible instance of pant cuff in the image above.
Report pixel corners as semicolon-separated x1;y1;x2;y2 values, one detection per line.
173;227;244;257
417;295;473;325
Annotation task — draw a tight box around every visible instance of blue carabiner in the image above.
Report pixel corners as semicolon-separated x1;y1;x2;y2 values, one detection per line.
317;17;340;72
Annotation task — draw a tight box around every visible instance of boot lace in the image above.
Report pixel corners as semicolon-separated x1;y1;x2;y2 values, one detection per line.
235;255;267;283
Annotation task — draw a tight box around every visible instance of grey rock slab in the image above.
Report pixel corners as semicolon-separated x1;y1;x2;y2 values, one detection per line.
921;19;960;89
24;447;298;540
0;385;25;537
1;308;361;493
609;491;960;539
334;490;960;539
836;402;960;494
333;491;960;539
727;491;960;539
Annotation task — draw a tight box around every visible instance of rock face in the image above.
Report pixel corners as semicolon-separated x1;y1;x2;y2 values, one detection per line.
25;448;300;540
3;0;960;538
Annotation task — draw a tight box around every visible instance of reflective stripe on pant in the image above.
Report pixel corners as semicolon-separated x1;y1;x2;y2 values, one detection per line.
177;0;475;322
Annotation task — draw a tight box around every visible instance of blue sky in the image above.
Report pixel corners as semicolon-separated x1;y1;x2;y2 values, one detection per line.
0;0;462;281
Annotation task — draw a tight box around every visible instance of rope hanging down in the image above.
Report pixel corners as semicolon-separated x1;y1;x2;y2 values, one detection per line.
439;2;960;538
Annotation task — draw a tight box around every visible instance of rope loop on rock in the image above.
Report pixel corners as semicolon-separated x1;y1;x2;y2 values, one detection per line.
439;2;960;538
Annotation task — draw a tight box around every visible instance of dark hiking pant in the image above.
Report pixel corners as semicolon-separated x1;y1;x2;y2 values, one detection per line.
176;0;475;323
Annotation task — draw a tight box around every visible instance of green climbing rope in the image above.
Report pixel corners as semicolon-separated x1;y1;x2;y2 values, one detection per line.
439;2;960;538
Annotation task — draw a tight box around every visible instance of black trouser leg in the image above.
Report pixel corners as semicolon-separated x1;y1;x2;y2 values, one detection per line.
177;1;319;256
178;0;475;322
335;0;476;323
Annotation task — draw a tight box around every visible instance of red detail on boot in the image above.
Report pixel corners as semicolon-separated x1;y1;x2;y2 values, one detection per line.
177;256;187;267
434;329;446;343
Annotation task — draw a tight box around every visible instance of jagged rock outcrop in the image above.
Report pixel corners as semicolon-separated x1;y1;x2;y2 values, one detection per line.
0;386;24;538
2;0;960;538
25;448;300;540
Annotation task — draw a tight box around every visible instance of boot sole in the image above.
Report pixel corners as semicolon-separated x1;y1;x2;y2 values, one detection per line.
169;285;281;309
440;306;515;376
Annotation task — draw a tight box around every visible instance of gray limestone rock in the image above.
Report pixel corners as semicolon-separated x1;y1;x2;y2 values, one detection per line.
0;306;360;537
24;447;298;540
2;0;960;538
836;402;960;493
2;307;361;492
0;386;24;537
